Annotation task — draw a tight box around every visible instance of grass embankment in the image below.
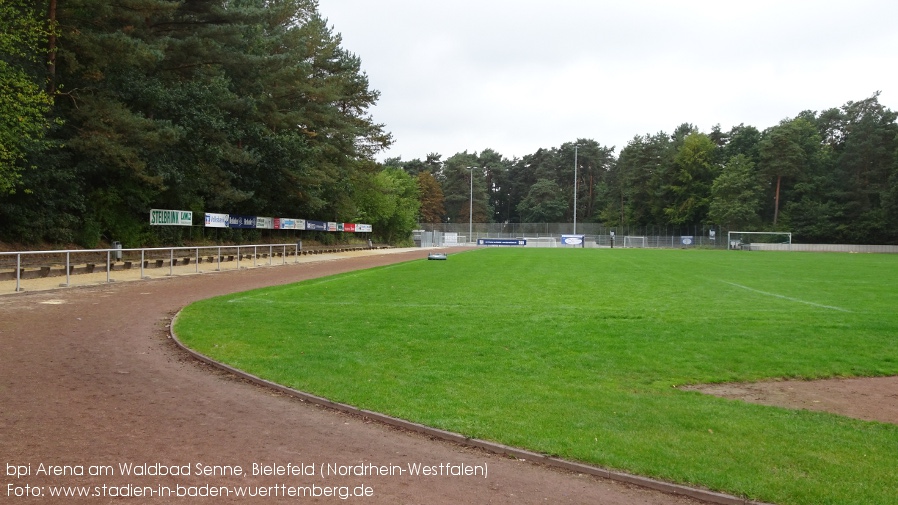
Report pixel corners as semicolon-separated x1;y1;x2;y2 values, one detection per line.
174;248;898;505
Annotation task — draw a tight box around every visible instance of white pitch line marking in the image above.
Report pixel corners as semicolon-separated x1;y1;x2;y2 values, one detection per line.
721;281;851;312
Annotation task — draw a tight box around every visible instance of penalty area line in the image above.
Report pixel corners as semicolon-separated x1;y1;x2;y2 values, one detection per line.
720;281;851;312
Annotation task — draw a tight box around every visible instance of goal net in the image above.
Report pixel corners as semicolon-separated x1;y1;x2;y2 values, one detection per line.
523;237;556;248
622;236;646;248
728;231;792;251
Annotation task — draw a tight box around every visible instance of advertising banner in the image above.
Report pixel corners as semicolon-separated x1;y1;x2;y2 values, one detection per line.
681;236;694;246
204;213;229;228
477;239;526;246
279;218;296;230
256;217;274;229
150;209;193;226
305;220;327;231
228;215;257;229
343;223;356;233
327;222;338;232
356;224;373;233
273;217;280;229
561;234;585;246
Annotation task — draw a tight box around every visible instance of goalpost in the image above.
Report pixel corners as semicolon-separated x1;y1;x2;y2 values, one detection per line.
622;236;646;248
728;231;792;251
523;237;557;248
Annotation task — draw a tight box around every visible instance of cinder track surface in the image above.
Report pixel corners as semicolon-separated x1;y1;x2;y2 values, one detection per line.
1;248;703;504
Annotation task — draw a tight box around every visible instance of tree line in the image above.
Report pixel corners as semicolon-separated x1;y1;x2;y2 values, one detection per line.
1;0;417;247
2;2;896;247
393;93;898;245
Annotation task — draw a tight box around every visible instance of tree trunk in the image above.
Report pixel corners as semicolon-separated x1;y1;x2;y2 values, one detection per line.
773;175;782;225
47;0;57;97
620;190;624;227
587;174;594;218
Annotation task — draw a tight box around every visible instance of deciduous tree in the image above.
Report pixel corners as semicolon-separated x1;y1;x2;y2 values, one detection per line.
0;0;55;194
416;171;446;223
354;167;419;243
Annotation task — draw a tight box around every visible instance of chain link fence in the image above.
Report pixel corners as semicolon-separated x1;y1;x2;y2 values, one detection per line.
415;223;722;249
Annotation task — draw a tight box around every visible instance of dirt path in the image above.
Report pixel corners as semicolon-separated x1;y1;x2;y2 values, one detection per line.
685;376;898;425
1;249;704;505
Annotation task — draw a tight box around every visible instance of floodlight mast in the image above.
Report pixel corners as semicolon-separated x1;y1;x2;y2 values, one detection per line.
466;166;478;243
573;145;579;235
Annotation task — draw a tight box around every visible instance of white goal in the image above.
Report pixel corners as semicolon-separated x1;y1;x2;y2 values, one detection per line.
523;237;557;248
728;231;792;251
622;236;646;248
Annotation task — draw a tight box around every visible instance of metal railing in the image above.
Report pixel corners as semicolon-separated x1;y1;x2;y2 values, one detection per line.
0;243;376;293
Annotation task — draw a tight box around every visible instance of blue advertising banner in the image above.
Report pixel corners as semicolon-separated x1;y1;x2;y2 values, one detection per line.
228;215;257;229
305;220;327;231
477;239;526;246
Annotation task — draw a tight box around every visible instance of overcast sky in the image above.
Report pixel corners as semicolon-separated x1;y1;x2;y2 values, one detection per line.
318;0;898;162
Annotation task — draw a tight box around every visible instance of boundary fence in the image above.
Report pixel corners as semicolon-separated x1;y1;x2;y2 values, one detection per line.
0;243;380;293
417;222;716;237
416;230;720;249
746;243;898;253
416;223;722;248
415;223;898;253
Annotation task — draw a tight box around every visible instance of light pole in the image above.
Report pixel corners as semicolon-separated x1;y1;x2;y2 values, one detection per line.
466;166;476;243
573;145;579;234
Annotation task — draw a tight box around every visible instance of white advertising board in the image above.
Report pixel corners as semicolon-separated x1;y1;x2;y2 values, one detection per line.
204;212;229;228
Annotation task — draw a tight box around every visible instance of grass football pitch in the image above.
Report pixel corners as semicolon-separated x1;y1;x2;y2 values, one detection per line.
174;248;898;505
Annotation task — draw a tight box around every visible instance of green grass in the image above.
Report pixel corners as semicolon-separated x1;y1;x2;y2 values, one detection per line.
174;248;898;505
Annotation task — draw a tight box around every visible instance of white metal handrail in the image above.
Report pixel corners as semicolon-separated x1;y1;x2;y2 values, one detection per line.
0;243;305;292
